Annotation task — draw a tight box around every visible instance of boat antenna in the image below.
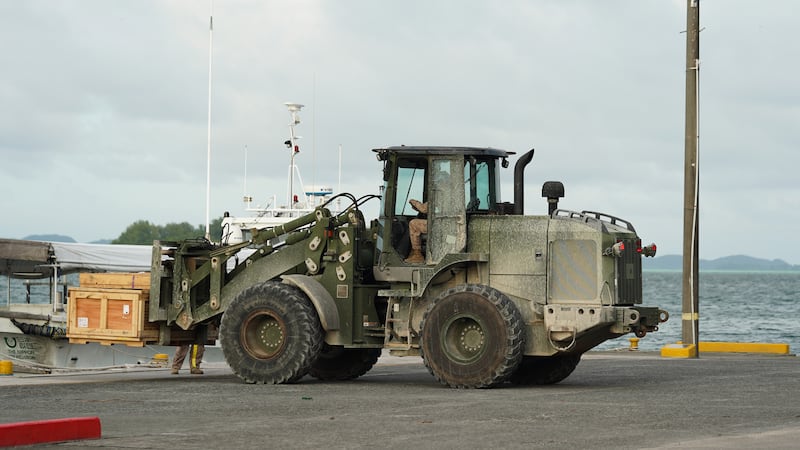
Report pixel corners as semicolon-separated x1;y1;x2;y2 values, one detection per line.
243;145;253;208
204;0;214;240
337;144;342;212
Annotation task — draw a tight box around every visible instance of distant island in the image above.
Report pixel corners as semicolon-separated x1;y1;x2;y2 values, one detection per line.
23;234;76;243
644;255;800;272
22;234;111;244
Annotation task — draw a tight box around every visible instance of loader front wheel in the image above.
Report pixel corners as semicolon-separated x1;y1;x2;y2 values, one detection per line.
420;284;524;388
508;354;581;385
221;281;323;384
309;345;382;381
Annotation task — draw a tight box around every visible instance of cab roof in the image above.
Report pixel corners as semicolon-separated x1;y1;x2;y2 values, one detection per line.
372;146;513;159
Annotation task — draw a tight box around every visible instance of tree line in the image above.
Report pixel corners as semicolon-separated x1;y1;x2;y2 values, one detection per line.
112;218;224;245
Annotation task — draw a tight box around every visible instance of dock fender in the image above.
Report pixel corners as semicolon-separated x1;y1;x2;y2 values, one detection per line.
281;274;340;331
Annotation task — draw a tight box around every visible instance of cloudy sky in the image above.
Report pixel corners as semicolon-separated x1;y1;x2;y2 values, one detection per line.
1;1;798;264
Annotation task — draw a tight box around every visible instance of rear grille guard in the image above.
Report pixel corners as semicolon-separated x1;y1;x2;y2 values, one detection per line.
615;238;643;304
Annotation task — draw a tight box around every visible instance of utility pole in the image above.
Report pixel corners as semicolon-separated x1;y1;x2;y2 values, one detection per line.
681;0;700;356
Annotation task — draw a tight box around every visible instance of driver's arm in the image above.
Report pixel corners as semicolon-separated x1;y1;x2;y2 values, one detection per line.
409;199;428;214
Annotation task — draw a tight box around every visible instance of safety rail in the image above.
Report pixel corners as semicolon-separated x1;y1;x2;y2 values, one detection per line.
552;209;636;233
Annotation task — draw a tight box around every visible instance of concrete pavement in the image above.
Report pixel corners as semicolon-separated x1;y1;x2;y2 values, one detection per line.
1;351;798;449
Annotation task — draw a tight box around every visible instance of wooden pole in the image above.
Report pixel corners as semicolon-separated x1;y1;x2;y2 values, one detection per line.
681;0;700;356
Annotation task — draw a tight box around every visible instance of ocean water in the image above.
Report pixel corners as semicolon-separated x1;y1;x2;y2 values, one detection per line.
1;275;76;306
2;272;798;353
598;271;799;353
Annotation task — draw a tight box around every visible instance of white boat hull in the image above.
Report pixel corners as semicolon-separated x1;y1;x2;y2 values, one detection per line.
0;326;224;373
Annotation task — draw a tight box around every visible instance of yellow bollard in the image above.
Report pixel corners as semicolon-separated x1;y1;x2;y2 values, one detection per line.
151;353;169;367
0;360;13;376
629;337;640;351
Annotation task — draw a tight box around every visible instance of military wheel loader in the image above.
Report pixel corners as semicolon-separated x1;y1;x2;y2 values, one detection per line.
150;146;667;388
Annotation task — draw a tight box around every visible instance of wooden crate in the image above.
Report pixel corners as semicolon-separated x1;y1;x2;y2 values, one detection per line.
67;287;160;347
79;272;151;291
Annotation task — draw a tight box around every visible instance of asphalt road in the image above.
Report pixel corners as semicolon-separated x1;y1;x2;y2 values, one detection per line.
1;352;799;449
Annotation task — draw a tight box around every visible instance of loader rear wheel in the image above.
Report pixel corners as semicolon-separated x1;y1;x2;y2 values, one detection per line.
309;345;382;381
508;354;581;385
220;281;323;384
420;284;524;388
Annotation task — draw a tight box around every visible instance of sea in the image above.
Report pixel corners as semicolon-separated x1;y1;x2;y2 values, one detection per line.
597;270;799;353
2;271;798;354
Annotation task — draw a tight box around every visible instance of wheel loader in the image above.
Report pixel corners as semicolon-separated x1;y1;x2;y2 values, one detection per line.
150;146;667;388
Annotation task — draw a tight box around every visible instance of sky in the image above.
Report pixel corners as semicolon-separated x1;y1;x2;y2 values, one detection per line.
1;1;798;264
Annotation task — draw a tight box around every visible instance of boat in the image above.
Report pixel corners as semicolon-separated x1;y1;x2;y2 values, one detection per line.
0;239;191;373
220;102;339;245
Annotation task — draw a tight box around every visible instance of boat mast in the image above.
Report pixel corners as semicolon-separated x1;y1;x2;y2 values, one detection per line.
285;103;304;211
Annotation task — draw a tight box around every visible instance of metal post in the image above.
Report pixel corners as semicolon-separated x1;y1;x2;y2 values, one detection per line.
681;0;700;356
51;268;59;313
288;144;295;210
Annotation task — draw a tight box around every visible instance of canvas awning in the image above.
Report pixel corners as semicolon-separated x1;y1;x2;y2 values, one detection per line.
51;242;152;273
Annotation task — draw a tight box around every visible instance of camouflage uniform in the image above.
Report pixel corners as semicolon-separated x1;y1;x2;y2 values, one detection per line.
171;344;204;374
405;199;428;263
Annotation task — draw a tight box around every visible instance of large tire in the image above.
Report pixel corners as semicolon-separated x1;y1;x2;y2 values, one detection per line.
420;284;525;388
309;345;382;381
508;354;582;385
220;281;323;384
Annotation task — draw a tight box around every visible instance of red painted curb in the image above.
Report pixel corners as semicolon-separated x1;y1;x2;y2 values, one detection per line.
0;416;101;447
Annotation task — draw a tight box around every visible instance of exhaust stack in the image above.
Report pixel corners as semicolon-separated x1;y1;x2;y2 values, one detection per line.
513;149;535;215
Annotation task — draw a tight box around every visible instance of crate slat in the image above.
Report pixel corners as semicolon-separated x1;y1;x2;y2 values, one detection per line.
79;273;151;291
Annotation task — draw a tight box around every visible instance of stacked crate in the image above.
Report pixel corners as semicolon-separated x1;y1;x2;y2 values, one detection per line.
67;273;160;346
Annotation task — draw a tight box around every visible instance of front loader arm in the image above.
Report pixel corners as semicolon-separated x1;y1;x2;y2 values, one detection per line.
151;207;343;330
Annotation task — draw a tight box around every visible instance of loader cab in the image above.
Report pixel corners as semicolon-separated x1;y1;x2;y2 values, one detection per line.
372;146;509;280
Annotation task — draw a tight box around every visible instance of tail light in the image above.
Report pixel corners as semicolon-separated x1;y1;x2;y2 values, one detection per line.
637;240;657;258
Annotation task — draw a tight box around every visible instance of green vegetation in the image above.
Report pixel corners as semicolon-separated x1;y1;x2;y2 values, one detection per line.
112;218;224;245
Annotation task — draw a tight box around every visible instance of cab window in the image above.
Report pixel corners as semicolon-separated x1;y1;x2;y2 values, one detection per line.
464;158;492;212
395;160;426;216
